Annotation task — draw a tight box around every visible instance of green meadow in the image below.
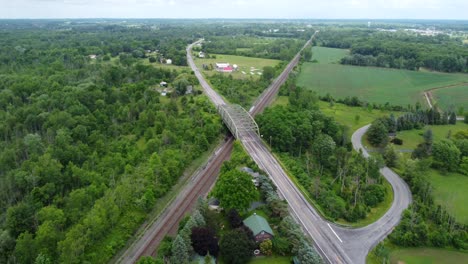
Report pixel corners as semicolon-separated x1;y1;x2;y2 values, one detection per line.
310;46;349;64
432;84;468;111
389;248;468;264
298;47;468;109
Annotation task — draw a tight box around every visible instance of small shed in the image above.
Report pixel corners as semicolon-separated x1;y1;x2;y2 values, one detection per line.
160;81;168;87
243;213;274;243
166;59;172;65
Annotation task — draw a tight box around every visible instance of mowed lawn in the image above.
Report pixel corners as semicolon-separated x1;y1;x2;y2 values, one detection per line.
389;248;468;264
432;84;468;111
194;53;280;80
427;169;468;225
311;46;349;64
248;256;292;264
394;122;468;150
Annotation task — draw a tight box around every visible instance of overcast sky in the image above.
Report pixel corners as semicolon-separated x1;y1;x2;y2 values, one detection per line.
0;0;467;19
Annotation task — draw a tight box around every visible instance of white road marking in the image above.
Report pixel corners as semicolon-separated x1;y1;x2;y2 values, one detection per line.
328;223;343;243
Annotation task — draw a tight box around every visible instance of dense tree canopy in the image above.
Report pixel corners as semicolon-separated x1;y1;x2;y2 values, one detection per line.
211;169;257;212
317;29;468;73
0;22;225;264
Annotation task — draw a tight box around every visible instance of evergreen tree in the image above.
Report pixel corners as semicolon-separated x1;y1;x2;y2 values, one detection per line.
449;112;457;125
171;235;189;264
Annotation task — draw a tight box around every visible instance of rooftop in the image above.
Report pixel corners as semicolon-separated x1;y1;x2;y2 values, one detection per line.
243;213;273;236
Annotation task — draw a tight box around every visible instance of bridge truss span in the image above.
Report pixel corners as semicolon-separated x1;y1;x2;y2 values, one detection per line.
218;104;259;139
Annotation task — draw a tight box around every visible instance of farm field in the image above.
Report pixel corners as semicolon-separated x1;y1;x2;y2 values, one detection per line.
426;169;468;225
193;53;280;80
431;84;468;111
310;46;349;64
298;48;468;109
389;247;468;264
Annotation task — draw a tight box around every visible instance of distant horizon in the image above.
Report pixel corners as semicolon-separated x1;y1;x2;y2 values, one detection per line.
1;0;467;20
1;18;467;22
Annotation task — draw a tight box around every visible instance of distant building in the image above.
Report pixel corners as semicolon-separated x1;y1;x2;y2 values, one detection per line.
166;59;172;65
160;81;168;87
243;213;274;243
198;51;205;58
215;63;233;73
186;85;193;95
89;54;97;59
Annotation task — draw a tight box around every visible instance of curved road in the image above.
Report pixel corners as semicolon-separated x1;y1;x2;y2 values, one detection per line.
188;38;412;263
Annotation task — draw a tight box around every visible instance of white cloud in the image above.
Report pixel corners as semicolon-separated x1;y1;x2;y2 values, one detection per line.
0;0;466;19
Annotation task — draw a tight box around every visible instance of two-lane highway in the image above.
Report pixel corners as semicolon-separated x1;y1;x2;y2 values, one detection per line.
189;33;412;264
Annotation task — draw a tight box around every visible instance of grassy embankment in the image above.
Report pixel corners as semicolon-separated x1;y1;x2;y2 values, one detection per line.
367;246;468;264
298;47;468;110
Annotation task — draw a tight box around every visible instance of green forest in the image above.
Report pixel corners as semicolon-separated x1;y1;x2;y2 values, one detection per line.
317;29;468;72
0;22;224;263
256;82;388;223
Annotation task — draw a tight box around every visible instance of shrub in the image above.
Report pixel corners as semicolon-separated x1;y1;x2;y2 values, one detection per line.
391;137;403;145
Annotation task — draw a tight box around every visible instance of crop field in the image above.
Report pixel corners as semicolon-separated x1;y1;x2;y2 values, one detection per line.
194;53;280;80
310;46;349;64
431;84;468;111
389;248;468;264
297;48;468;108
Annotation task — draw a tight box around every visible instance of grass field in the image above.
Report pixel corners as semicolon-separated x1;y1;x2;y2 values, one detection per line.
426;169;468;225
298;63;468;108
194;53;280;80
432;85;468;111
248;256;292;264
311;46;349;64
273;97;397;133
318;101;397;132
389;248;468;264
298;47;468;109
394;122;468;150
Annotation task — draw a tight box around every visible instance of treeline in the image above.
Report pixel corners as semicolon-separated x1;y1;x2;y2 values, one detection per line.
256;82;388;222
203;36;306;61
317;29;468;72
367;108;458;148
320;93;409;112
387;152;467;251
0;27;223;263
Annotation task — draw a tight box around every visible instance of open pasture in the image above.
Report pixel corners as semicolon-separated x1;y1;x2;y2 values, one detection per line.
298;47;468;109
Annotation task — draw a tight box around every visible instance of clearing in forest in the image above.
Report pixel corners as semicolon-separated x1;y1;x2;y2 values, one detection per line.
194;54;280;80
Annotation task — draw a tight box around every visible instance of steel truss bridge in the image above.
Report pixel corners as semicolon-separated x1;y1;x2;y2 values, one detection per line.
218;104;259;139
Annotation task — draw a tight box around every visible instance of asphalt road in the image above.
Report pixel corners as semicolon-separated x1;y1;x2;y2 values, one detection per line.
188;36;412;263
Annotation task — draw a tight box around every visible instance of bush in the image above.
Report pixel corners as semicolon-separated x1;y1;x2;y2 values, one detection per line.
391;137;403;145
259;239;273;256
227;209;243;228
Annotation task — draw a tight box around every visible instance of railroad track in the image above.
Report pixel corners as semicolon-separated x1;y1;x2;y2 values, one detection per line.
116;32;317;263
116;137;233;263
